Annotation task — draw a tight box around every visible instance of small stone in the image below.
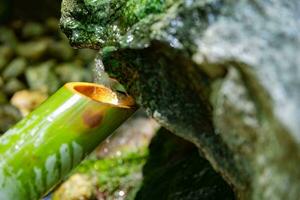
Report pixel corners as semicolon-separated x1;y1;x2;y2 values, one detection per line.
58;31;70;42
46;17;59;32
77;49;97;63
3;78;26;94
2;58;27;79
11;90;48;116
55;63;92;83
0;77;4;87
0;91;7;103
0;104;21;133
16;39;50;60
0;27;18;49
22;22;45;39
0;46;14;70
48;41;74;61
0;58;8;70
0;45;14;69
52;174;93;200
25;61;60;93
0;45;14;60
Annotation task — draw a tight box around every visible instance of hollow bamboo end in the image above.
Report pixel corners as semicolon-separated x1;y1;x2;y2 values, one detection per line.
64;82;135;108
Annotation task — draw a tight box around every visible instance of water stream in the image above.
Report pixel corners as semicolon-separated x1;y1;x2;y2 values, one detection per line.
93;54;111;88
92;54;130;106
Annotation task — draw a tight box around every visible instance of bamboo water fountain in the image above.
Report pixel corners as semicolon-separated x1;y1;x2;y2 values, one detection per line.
0;82;136;200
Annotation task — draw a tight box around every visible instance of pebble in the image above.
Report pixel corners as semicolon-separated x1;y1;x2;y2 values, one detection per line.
55;63;91;82
11;90;48;116
16;39;50;60
4;78;25;94
0;104;21;133
22;22;45;39
25;61;60;93
48;41;74;61
3;58;27;79
0;18;96;134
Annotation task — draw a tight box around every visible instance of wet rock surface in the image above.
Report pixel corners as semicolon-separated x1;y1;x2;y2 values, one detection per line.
61;0;300;199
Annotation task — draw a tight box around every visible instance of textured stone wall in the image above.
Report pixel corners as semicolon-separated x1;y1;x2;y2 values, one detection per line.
60;0;300;199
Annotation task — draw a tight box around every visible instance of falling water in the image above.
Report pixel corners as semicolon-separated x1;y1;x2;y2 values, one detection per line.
93;54;111;88
92;54;132;105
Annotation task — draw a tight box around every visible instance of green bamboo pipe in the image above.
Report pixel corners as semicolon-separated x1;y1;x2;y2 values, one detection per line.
0;82;136;200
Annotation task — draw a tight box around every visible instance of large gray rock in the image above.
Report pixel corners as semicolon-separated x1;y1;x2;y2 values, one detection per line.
60;0;300;199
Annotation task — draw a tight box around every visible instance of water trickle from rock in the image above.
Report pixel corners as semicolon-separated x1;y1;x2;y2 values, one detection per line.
93;54;111;88
92;54;133;106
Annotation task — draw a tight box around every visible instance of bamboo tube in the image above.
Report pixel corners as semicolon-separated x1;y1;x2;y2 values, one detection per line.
0;82;136;200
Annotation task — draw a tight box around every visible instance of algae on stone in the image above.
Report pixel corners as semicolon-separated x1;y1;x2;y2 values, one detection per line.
53;151;147;200
53;110;159;200
61;0;300;199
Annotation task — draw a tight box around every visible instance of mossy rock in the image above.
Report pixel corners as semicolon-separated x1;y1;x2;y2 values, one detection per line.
61;0;300;199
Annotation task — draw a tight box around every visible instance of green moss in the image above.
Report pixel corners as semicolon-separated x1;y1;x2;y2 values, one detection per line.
60;0;300;199
71;149;148;199
60;0;176;48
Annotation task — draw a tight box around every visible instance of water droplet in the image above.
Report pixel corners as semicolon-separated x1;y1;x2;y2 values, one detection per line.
118;190;125;197
93;55;105;78
116;151;122;156
14;144;20;150
93;55;111;88
126;35;134;43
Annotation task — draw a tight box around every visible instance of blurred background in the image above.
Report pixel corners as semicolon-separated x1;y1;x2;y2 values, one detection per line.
0;0;97;132
0;1;160;199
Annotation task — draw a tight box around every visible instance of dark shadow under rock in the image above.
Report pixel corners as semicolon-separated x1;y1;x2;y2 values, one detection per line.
135;128;235;200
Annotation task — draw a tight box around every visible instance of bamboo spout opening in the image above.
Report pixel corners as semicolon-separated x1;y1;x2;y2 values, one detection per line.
65;82;135;108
